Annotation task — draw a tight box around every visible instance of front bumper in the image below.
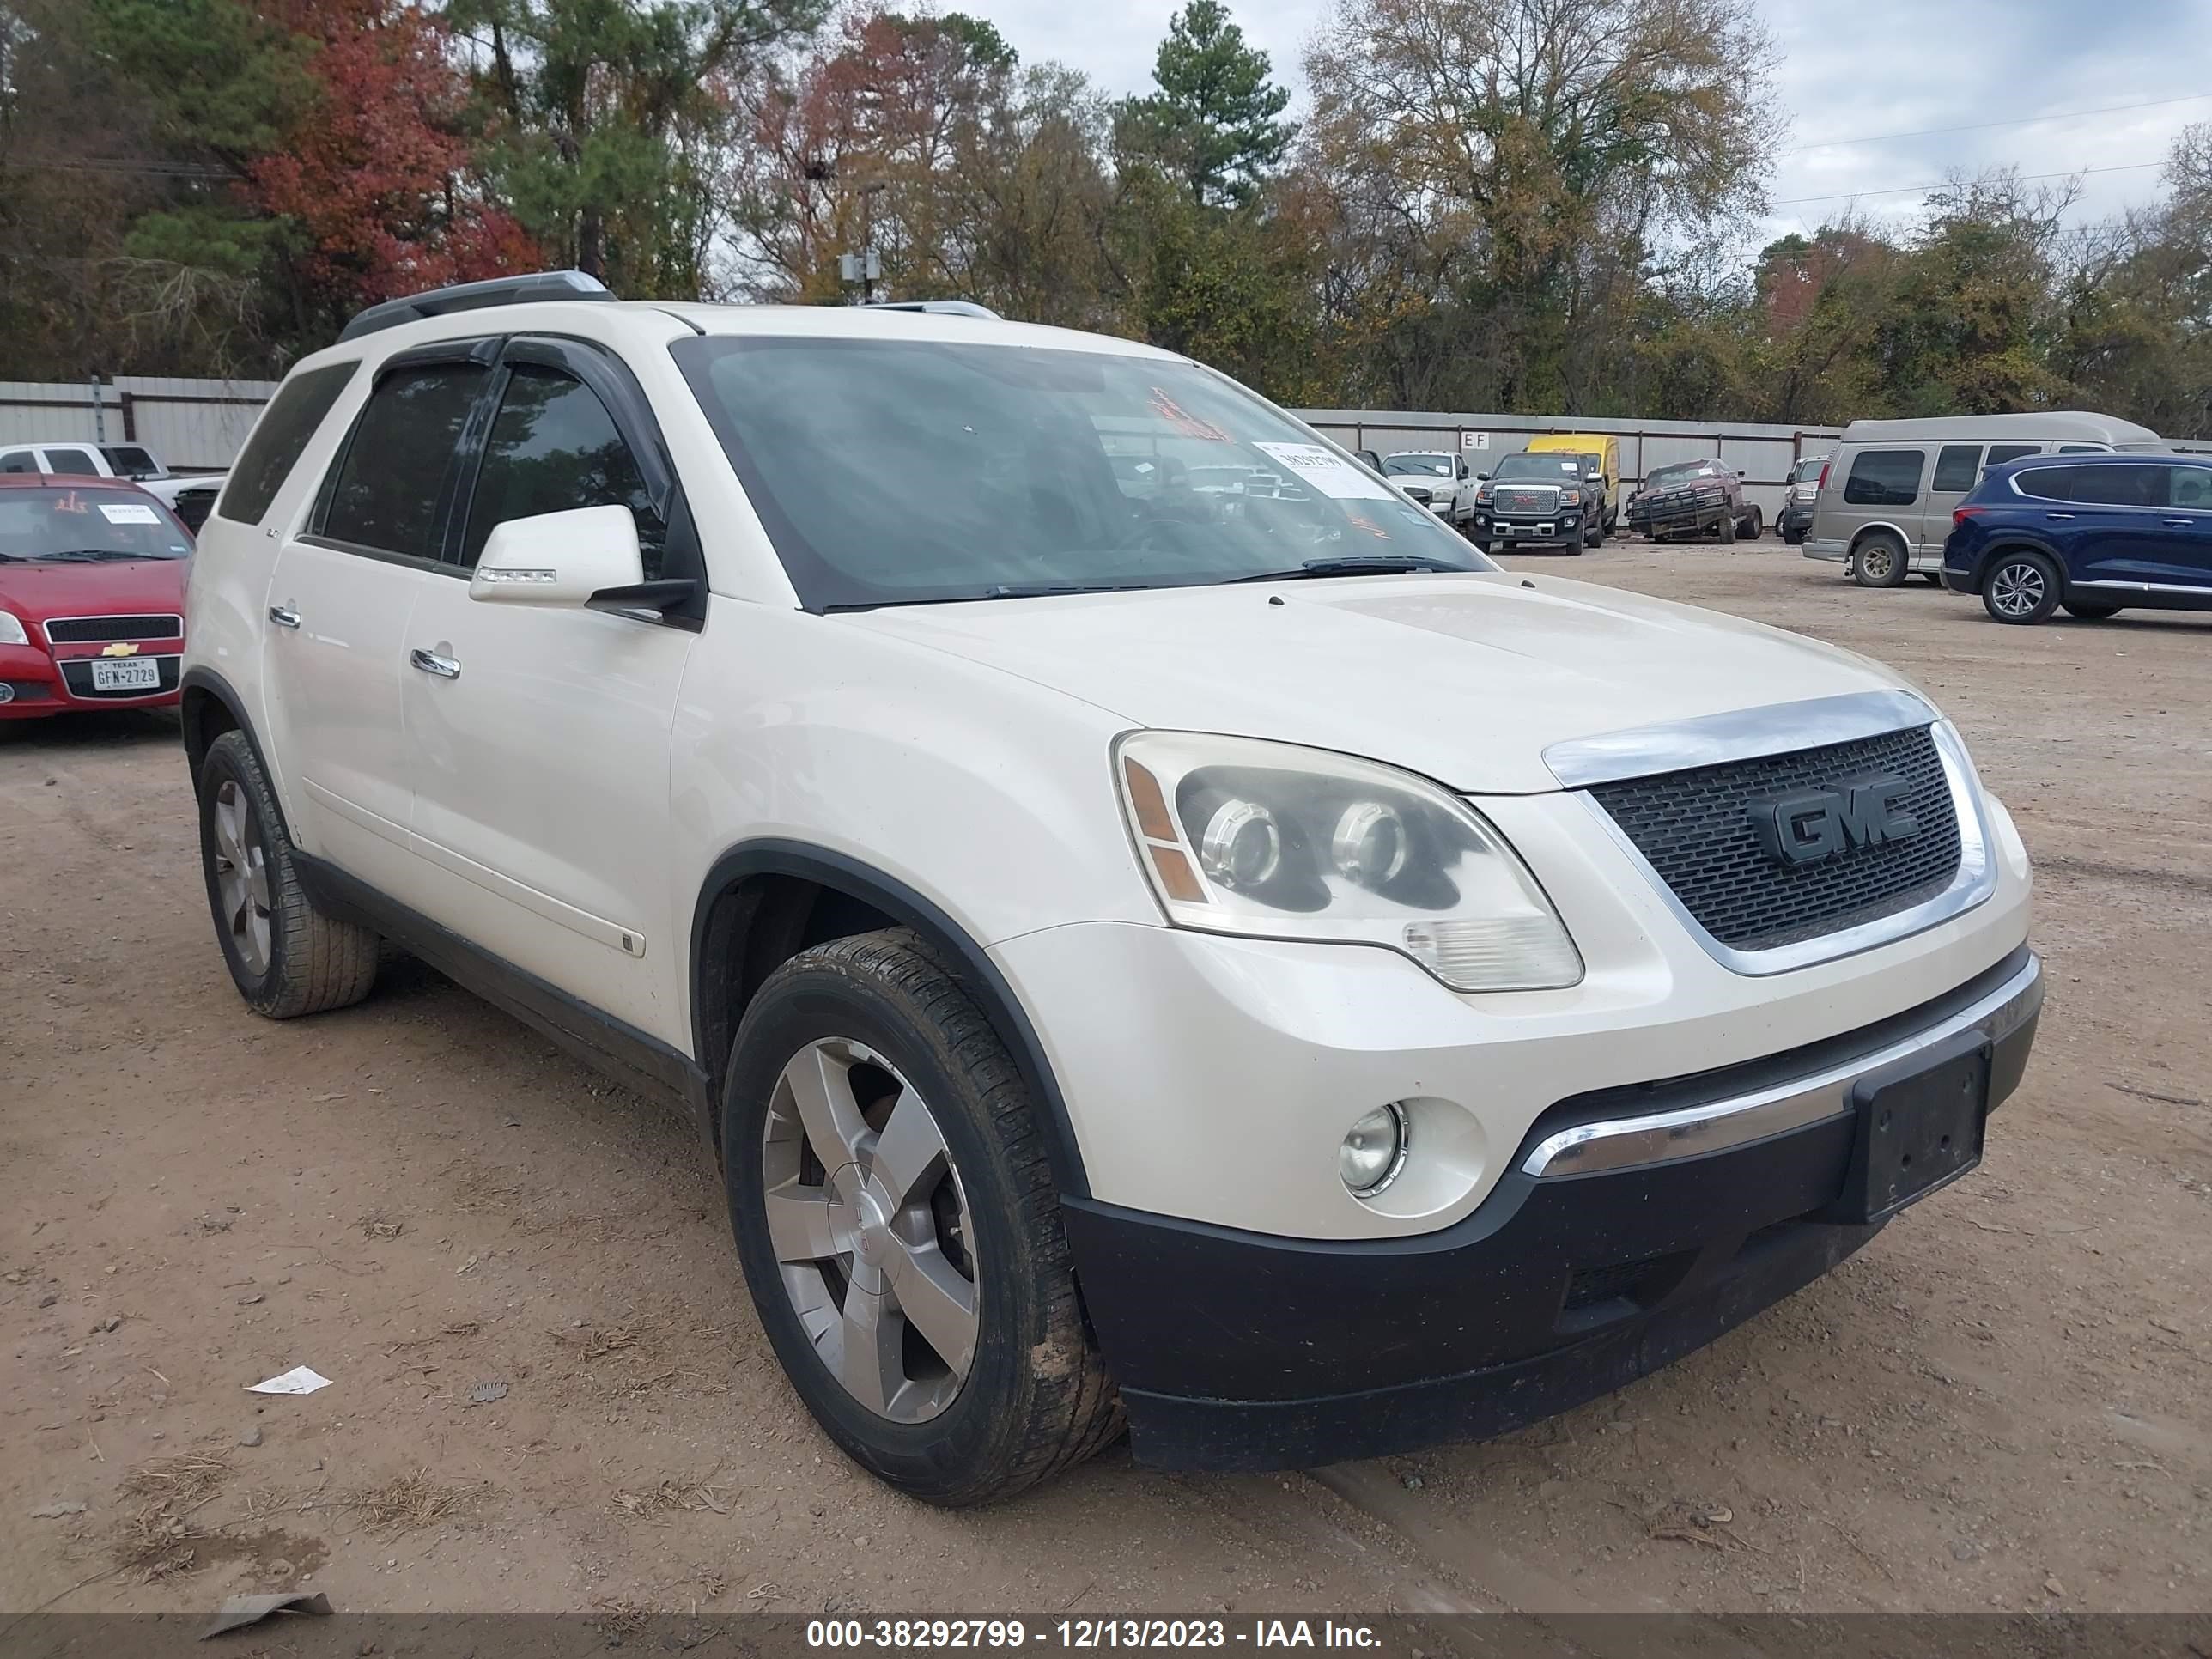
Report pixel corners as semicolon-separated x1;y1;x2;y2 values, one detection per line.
1778;502;1815;537
1065;948;2042;1471
1473;504;1587;544
0;642;184;717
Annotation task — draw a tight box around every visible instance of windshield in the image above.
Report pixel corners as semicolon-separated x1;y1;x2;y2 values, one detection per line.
1647;461;1723;489
1383;453;1454;477
1795;456;1827;481
675;338;1492;608
0;486;191;561
1490;453;1583;482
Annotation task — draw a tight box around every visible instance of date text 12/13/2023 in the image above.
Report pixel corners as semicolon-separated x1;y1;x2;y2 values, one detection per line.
805;1621;1384;1650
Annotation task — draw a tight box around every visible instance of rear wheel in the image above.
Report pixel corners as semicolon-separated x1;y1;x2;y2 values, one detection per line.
1983;550;2063;624
1851;532;1909;587
195;731;379;1019
2062;599;2123;621
722;929;1120;1505
1737;506;1762;540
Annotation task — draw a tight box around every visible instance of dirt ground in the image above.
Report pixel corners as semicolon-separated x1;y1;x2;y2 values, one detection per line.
3;538;2208;1620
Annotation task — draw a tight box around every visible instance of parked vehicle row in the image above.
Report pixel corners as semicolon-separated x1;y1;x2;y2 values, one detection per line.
179;270;2038;1505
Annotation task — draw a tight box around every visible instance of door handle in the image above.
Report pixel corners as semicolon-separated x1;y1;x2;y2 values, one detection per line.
2165;518;2192;527
409;647;461;681
2045;512;2075;521
268;605;301;629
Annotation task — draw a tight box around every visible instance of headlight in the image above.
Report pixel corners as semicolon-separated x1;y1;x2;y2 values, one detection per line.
1561;489;1582;505
1115;732;1583;992
0;611;29;648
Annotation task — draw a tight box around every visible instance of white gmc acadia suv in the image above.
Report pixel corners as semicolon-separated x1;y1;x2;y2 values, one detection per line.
182;272;2042;1505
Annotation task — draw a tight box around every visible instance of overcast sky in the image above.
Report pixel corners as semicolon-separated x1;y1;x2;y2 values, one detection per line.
974;0;2212;242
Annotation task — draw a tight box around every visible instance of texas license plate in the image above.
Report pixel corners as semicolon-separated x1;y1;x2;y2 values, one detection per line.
1835;1031;1990;1224
90;657;161;692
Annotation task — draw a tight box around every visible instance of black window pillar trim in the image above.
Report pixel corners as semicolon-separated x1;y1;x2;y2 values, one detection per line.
689;840;1091;1199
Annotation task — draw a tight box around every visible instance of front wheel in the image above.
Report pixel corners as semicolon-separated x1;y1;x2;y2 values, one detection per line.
1983;550;2063;624
1851;532;1910;587
196;731;379;1018
722;929;1121;1505
1717;512;1735;545
1583;513;1605;548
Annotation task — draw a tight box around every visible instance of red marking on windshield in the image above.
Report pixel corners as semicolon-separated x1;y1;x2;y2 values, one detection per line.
1345;512;1390;540
1148;388;1229;442
52;490;90;514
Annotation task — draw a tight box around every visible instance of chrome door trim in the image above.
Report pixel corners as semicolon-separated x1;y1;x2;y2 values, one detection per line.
1522;953;2041;1177
1541;688;1936;788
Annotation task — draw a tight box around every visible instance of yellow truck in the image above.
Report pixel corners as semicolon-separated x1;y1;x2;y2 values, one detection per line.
1525;434;1621;536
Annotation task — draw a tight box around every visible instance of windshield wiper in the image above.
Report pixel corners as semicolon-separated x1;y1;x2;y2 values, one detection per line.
976;581;1148;599
36;549;148;562
1227;555;1468;583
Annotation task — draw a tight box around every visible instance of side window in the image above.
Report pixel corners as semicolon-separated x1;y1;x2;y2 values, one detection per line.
218;361;359;526
1985;443;2040;467
2015;466;2082;502
459;364;664;576
322;363;489;558
1844;449;1924;506
103;445;160;477
2170;467;2212;510
2066;465;2166;507
1932;444;1983;491
0;451;33;474
2057;445;2107;454
45;447;101;476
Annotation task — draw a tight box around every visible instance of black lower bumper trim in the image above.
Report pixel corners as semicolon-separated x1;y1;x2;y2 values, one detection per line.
1065;947;2041;1472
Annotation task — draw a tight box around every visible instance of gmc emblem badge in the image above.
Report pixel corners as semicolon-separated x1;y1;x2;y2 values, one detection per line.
1749;773;1920;867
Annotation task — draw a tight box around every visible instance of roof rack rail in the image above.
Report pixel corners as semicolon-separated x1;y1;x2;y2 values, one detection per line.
863;300;1001;321
337;270;614;343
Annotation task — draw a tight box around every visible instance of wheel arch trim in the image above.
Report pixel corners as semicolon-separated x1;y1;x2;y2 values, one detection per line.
179;666;292;832
689;839;1091;1197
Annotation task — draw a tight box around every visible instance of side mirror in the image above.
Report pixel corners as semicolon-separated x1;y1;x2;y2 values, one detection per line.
471;504;648;609
1356;448;1383;472
1476;472;1491;483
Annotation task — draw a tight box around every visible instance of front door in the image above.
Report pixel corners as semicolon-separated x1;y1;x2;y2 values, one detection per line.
400;347;696;1046
261;356;490;900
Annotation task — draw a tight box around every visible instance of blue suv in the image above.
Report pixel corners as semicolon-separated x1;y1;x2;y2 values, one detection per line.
1943;453;2212;624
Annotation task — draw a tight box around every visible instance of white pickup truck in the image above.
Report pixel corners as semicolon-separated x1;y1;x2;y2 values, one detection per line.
0;440;226;531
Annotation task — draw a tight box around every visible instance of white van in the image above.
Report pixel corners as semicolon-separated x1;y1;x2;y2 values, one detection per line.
1802;412;2165;586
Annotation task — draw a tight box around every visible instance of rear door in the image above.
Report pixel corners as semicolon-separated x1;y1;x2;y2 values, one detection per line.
2013;463;2166;586
399;338;697;1044
2162;465;2212;589
261;347;492;902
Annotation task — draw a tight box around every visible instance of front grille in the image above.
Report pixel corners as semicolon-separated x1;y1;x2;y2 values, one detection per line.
1499;489;1554;513
58;655;180;699
43;614;183;644
1589;726;1961;952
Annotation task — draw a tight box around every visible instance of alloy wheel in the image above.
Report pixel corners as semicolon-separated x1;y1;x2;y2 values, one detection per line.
1990;562;2045;618
211;779;272;976
760;1037;979;1424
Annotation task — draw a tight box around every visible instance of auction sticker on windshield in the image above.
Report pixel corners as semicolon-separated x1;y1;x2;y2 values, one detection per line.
99;502;161;524
1252;442;1394;501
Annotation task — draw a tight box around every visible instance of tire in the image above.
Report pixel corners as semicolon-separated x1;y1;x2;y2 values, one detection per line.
721;928;1121;1506
1850;532;1909;588
1738;507;1762;540
2062;600;2123;621
1982;550;2063;624
1470;538;1491;555
195;730;380;1019
1583;512;1604;549
1717;512;1735;546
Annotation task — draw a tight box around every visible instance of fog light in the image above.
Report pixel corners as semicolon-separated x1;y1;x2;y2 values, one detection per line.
0;684;14;704
1340;1102;1409;1197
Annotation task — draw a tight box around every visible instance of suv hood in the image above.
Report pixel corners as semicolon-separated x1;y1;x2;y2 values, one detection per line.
846;572;1909;794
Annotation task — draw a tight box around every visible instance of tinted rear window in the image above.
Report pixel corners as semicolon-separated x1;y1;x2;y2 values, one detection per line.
2172;466;2212;510
1844;449;1923;506
321;364;488;558
1985;444;2039;466
102;445;161;476
44;447;101;477
1932;444;1982;492
218;362;359;526
2021;464;2166;507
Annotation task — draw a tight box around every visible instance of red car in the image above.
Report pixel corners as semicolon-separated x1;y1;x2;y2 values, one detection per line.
0;475;192;719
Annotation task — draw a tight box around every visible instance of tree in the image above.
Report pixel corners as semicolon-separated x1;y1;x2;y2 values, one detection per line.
1116;0;1292;210
447;0;829;297
1303;0;1780;412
